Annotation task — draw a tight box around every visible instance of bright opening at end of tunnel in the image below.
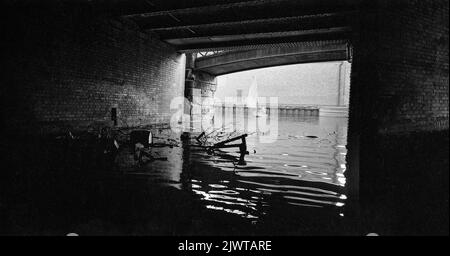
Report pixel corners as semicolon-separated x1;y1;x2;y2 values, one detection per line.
184;60;353;220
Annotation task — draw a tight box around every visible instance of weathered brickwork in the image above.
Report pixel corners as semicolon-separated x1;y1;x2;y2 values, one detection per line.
349;0;448;135
185;70;217;131
345;0;449;222
2;7;185;135
198;72;218;131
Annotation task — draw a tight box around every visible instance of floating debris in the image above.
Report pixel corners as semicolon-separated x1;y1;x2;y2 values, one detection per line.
189;129;249;165
134;142;168;165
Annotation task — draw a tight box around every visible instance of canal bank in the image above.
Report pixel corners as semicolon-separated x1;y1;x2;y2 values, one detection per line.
214;104;349;118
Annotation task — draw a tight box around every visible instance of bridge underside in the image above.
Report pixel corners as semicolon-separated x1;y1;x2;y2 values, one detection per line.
194;41;350;75
124;0;356;52
123;0;355;75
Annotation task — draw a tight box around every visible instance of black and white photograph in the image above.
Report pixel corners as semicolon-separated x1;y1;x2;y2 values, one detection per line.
0;0;448;244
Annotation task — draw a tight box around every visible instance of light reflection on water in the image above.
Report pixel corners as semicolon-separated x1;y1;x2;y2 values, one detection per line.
182;109;349;221
118;109;349;223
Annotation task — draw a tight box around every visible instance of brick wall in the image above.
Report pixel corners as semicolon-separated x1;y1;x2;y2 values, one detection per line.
377;0;448;132
349;0;449;136
2;6;185;135
185;70;217;132
346;0;449;230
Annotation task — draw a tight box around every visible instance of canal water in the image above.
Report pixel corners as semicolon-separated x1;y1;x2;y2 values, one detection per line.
184;108;348;217
122;108;351;234
5;107;448;235
1;108;351;235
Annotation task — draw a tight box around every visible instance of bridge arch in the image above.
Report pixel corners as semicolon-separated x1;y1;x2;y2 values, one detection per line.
194;41;351;75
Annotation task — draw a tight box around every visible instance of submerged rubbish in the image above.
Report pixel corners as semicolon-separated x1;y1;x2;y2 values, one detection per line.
130;130;152;147
54;127;121;171
134;142;168;165
127;129;177;165
187;127;250;166
203;133;249;165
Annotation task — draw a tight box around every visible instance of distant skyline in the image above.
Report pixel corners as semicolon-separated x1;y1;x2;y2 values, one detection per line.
215;61;351;106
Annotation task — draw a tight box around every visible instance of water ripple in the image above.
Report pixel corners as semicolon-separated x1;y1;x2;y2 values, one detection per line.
183;113;348;221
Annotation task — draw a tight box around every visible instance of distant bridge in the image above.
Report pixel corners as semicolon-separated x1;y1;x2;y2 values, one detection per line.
194;41;351;75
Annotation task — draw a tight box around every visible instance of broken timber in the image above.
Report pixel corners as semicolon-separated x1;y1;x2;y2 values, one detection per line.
196;133;249;165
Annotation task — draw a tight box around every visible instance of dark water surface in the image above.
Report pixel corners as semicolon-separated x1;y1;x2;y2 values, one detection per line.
114;109;352;235
187;110;348;218
2;110;357;235
2;112;447;235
